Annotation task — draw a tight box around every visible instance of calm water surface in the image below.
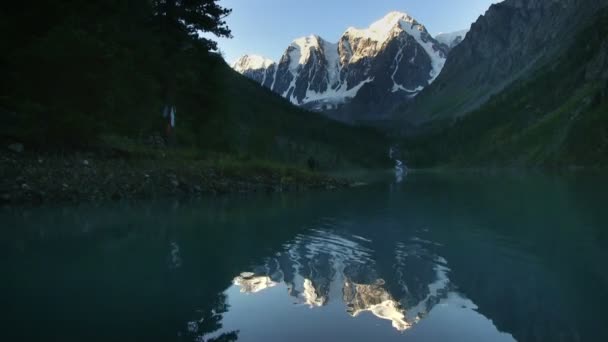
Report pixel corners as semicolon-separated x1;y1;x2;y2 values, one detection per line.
2;172;607;341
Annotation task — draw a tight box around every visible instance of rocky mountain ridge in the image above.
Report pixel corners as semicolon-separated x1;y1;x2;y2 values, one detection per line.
401;0;608;123
233;12;463;121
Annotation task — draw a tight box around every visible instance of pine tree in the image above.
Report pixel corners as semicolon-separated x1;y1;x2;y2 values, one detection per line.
153;0;232;51
151;0;232;144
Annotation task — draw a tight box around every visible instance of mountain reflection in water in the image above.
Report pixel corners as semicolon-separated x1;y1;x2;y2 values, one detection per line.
4;172;607;342
227;229;511;339
233;273;278;294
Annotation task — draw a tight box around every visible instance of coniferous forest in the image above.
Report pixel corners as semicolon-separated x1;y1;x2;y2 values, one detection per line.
0;1;388;167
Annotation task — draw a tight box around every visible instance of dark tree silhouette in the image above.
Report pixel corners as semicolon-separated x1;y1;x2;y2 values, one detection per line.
151;0;233;143
153;0;232;51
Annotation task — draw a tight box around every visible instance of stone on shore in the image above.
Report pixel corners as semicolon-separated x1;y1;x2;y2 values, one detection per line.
8;143;24;153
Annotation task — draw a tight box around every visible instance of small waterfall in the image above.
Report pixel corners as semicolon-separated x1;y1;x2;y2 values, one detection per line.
168;241;182;270
389;147;407;183
395;160;405;183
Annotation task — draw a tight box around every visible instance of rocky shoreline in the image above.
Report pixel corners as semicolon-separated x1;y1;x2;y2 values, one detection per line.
0;152;352;206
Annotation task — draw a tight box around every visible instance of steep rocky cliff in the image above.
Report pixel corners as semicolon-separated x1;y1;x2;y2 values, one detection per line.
401;3;608;167
401;0;608;123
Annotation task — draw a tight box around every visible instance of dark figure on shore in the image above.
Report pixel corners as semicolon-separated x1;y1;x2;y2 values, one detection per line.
308;157;318;171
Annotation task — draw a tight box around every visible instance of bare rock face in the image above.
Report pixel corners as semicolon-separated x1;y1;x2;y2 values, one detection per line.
233;12;454;121
586;36;608;81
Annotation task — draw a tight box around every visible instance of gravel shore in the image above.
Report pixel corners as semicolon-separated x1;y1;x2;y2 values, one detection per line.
0;152;351;206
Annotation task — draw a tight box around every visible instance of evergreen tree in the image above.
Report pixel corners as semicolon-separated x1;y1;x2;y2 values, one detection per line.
152;0;233;142
153;0;232;51
0;0;233;148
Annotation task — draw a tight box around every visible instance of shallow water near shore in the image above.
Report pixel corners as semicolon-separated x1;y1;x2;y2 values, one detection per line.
2;171;608;341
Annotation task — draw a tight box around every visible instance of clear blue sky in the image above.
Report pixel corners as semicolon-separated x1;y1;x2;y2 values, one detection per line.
212;0;502;64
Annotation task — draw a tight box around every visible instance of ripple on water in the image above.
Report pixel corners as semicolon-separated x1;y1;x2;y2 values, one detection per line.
226;229;509;339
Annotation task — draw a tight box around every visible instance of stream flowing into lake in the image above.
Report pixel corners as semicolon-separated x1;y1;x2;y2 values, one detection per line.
2;171;607;341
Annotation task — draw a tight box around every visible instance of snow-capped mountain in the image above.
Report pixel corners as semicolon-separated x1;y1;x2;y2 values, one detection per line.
232;55;275;85
233;12;456;120
435;29;469;49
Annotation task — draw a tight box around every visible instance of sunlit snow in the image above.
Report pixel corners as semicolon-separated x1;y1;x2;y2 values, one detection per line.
233;11;450;108
232;55;275;73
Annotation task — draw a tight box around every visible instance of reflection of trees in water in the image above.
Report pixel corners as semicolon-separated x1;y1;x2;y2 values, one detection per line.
181;293;239;342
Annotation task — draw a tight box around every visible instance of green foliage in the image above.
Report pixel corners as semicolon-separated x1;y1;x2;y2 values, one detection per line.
1;0;166;146
0;0;390;169
402;8;608;168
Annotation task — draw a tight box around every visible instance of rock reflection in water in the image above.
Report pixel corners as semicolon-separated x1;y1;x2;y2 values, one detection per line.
303;278;327;307
233;272;277;294
343;279;412;331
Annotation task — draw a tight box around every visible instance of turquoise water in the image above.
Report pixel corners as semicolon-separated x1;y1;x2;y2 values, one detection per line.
2;171;607;341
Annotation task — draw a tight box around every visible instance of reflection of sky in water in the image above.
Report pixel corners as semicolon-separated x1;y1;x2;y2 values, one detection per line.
199;229;516;341
4;172;607;342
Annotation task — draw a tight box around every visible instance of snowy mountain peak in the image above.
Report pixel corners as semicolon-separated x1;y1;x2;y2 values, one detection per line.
292;34;323;47
233;11;451;120
289;35;324;63
280;35;323;75
435;29;469;48
342;11;438;66
344;11;419;46
371;11;418;32
232;55;275;73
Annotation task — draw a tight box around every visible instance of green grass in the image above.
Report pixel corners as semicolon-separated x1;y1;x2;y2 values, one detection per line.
96;133;355;183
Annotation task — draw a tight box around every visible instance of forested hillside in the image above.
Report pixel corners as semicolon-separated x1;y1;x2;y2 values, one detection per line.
401;8;608;168
0;1;389;169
